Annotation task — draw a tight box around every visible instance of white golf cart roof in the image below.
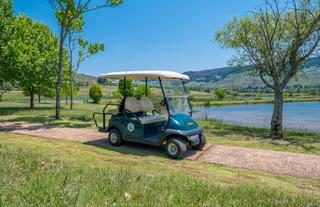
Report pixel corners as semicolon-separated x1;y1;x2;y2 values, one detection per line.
100;70;189;80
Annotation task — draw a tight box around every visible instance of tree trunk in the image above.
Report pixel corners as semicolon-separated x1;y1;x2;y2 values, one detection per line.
55;25;65;120
30;91;35;109
70;79;73;110
0;93;3;102
65;97;68;105
38;94;41;103
270;89;284;139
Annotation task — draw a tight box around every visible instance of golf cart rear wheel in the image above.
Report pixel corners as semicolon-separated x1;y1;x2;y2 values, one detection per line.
192;134;207;150
108;129;122;146
166;138;187;159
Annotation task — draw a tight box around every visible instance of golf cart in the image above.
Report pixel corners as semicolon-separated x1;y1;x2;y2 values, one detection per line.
93;71;206;159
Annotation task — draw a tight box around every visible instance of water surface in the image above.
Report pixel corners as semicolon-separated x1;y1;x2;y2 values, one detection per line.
193;101;320;132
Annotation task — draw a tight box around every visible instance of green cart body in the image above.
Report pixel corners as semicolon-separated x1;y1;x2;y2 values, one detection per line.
93;71;206;159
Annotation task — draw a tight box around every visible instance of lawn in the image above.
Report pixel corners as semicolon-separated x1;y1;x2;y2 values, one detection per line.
1;98;320;205
1;133;320;206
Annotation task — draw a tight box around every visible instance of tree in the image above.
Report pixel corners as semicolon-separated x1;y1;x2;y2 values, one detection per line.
67;29;104;109
0;0;17;86
112;90;123;99
215;0;320;139
13;15;58;108
61;81;79;104
0;82;13;102
89;83;103;103
118;79;134;97
134;84;151;98
213;88;226;100
48;0;122;119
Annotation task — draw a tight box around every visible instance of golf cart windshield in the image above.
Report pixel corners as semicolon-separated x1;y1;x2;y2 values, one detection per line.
161;79;191;116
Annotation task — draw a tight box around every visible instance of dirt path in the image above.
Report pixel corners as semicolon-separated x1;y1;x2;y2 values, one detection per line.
1;121;319;178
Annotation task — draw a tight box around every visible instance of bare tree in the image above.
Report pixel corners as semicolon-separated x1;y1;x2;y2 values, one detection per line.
216;0;320;138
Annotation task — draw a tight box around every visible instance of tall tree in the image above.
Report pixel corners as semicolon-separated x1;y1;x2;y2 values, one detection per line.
0;0;16;86
216;0;320;139
13;15;58;108
67;29;104;109
48;0;122;119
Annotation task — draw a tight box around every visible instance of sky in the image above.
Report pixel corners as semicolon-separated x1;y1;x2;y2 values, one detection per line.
13;0;261;76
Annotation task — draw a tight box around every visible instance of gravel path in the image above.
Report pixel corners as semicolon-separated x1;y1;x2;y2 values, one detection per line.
195;145;320;178
1;121;319;178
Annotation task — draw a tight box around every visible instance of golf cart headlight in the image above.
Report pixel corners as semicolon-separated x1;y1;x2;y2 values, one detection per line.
189;134;199;142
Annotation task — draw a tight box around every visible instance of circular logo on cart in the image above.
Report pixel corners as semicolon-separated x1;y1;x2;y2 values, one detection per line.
127;122;135;132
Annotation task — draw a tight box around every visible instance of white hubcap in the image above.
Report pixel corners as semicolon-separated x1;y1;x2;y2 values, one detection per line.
168;143;178;155
110;133;118;143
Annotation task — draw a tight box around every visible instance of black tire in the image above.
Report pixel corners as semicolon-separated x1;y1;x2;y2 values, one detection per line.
165;138;187;159
192;134;206;150
108;129;122;146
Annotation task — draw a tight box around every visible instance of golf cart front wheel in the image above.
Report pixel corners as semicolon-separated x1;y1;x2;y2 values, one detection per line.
192;134;207;150
108;129;122;146
166;138;187;159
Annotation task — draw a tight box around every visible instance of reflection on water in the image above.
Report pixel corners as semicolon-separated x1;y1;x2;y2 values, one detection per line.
193;101;320;132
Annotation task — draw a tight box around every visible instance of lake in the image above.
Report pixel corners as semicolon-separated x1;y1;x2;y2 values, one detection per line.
192;101;320;132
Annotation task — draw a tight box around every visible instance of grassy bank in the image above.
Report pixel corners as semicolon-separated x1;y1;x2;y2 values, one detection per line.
199;119;320;155
1;133;320;206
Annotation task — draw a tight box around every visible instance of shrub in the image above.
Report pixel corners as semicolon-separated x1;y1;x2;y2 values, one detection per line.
213;88;226;100
89;83;103;103
134;84;151;98
118;79;134;97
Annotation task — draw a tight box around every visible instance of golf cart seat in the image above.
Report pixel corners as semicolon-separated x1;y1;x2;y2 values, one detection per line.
125;97;167;124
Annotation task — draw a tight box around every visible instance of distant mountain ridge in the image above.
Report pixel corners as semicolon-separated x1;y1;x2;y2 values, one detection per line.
184;57;320;89
74;73;97;86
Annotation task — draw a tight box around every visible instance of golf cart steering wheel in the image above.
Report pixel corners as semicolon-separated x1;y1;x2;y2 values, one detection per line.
160;99;166;107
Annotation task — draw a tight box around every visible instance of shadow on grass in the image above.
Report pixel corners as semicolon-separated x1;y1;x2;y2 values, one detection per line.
84;138;200;159
2;116;91;128
0;107;53;116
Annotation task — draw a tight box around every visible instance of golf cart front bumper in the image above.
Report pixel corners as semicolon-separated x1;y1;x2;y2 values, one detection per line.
162;127;203;146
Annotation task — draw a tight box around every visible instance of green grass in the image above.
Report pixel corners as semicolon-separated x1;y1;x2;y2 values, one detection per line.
1;133;320;206
199;119;320;155
1;98;320;206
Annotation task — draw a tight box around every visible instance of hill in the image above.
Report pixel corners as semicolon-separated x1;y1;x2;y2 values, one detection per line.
184;57;320;90
74;73;97;86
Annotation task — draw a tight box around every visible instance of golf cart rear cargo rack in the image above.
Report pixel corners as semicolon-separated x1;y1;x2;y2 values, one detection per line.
93;102;121;132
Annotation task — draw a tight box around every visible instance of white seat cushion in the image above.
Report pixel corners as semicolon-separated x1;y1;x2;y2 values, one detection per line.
132;115;166;124
140;97;153;112
125;97;142;113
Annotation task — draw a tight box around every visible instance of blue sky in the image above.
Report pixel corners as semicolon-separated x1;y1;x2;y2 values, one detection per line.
14;0;260;76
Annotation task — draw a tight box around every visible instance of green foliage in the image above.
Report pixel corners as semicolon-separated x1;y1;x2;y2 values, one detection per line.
49;0;122;118
0;0;16;85
118;79;134;97
12;15;58;108
112;90;123;99
213;88;226;100
89;83;103;103
134;84;151;98
61;82;79;98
